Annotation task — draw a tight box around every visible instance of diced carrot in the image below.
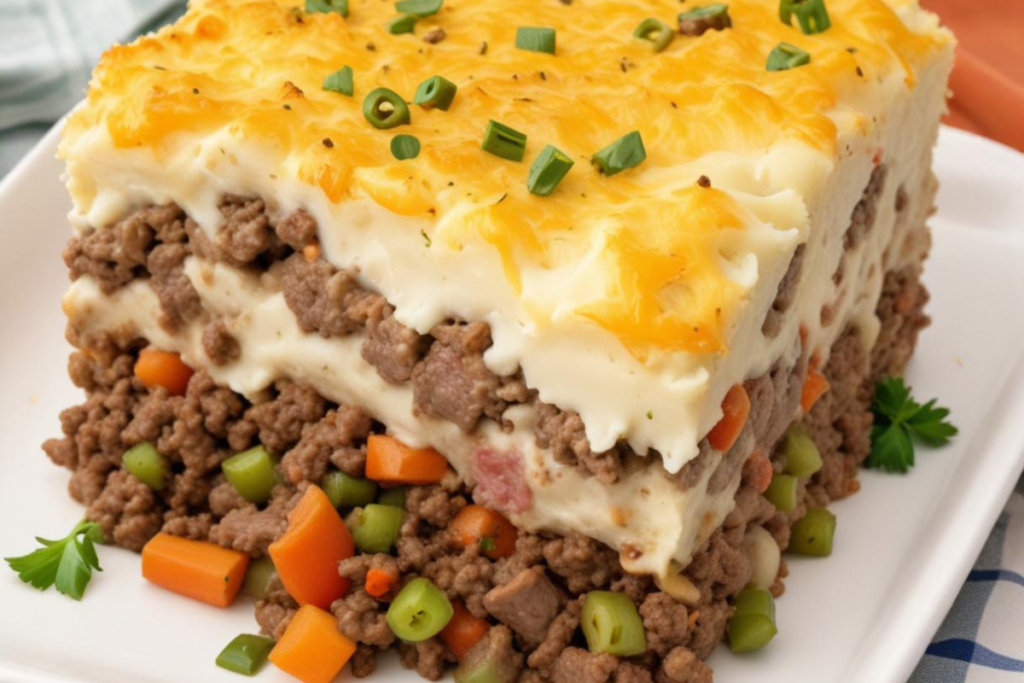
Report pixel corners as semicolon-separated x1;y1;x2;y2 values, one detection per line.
801;367;830;414
365;567;399;598
141;533;250;608
707;384;751;453
365;435;450;485
746;448;773;494
269;604;357;683
451;504;517;560
134;348;194;396
440;601;490;660
269;485;354;609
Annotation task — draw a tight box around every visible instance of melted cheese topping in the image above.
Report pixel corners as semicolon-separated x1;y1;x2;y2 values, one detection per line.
62;0;950;355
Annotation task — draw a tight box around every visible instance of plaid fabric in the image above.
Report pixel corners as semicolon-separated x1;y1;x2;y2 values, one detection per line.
2;5;1024;683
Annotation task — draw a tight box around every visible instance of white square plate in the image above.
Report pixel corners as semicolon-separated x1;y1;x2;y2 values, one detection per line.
1;125;1023;683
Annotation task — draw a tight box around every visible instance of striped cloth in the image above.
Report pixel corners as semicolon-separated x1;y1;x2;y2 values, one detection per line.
2;4;1024;683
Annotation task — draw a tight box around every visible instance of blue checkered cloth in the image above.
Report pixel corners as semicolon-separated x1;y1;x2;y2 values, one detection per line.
2;4;1024;682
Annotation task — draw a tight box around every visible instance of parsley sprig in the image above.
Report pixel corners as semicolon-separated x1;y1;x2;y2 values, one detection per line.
4;520;105;600
866;377;957;473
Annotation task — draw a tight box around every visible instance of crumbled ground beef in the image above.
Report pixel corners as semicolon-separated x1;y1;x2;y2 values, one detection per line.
202;319;241;365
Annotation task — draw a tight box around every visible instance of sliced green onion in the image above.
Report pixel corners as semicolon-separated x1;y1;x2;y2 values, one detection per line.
781;424;822;476
413;75;458;111
305;0;348;17
346;504;406;554
323;471;378;509
515;27;556;55
728;588;777;653
779;0;831;35
323;66;354;96
215;634;275;676
633;18;674;52
363;88;411;129
481;120;527;162
379;486;408;509
396;0;443;17
767;42;811;71
222;445;279;504
386;577;454;641
527;145;574;196
789;507;836;556
241;557;277;601
387;14;418;34
391;134;421;160
122;442;168;491
764;473;798;512
581;591;647;657
678;4;732;31
591;131;646;176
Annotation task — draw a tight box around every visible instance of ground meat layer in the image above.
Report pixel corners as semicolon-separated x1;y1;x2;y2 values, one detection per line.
44;243;929;682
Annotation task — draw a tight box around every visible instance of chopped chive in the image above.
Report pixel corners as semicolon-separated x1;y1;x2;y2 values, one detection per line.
215;634;275;676
391;134;421;160
516;27;556;55
363;88;411;128
527;144;574;196
387;14;418;34
591;131;646;176
633;18;674;52
779;0;831;35
395;0;443;17
481;120;527;162
322;66;354;96
678;4;732;34
766;42;811;71
413;75;458;111
305;0;348;17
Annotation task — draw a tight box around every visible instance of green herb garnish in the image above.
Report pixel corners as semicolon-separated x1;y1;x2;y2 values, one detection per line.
527;144;574;196
305;0;348;17
516;27;556;55
413;75;458;111
479;537;496;552
766;42;811;71
387;14;418;34
779;0;831;35
5;520;104;601
363;88;411;129
323;66;354;96
391;134;421;160
591;131;646;176
633;18;675;53
395;0;443;17
481;120;527;162
865;377;957;473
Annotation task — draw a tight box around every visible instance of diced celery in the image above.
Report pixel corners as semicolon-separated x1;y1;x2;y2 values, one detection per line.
781;424;822;476
242;557;277;601
122;442;168;491
215;634;275;675
386;577;453;642
764;473;798;512
728;587;778;653
789;507;836;557
323;471;378;509
581;591;647;657
222;445;278;504
346;504;406;554
378;486;408;509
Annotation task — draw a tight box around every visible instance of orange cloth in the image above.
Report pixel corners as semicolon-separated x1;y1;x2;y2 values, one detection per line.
922;0;1024;151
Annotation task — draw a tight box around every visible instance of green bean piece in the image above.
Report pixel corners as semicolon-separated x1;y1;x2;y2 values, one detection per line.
363;88;411;129
222;446;279;504
215;634;275;676
728;587;777;653
387;14;418;35
414;75;458;111
633;18;674;52
386;577;454;641
324;471;379;509
379;486;408;509
242;558;277;601
781;423;822;476
122;442;168;491
763;473;798;512
527;145;574;196
779;0;831;35
591;131;646;176
481;120;527;162
396;0;443;17
789;507;836;556
346;504;406;554
515;27;556;55
581;591;647;657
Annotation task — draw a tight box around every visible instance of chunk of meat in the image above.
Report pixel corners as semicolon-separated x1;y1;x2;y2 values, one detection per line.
362;305;426;383
460;626;524;683
471;447;532;515
483;567;563;646
549;647;617;683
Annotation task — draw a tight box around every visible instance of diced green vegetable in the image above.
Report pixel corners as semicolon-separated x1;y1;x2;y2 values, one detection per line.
396;0;443;17
779;0;831;35
346;504;406;554
527;145;574;196
481;120;527;162
763;473;798;512
323;471;379;509
379;486;408;509
122;442;168;491
305;0;348;17
515;27;556;55
387;14;418;35
591;131;646;176
414;75;458;111
678;3;732;26
242;557;277;601
766;42;811;71
581;591;647;657
386;577;454;641
363;88;411;129
454;661;506;683
789;507;836;557
323;66;354;96
215;634;275;676
222;446;278;504
728;588;777;653
633;18;674;52
391;134;421;160
781;424;822;477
